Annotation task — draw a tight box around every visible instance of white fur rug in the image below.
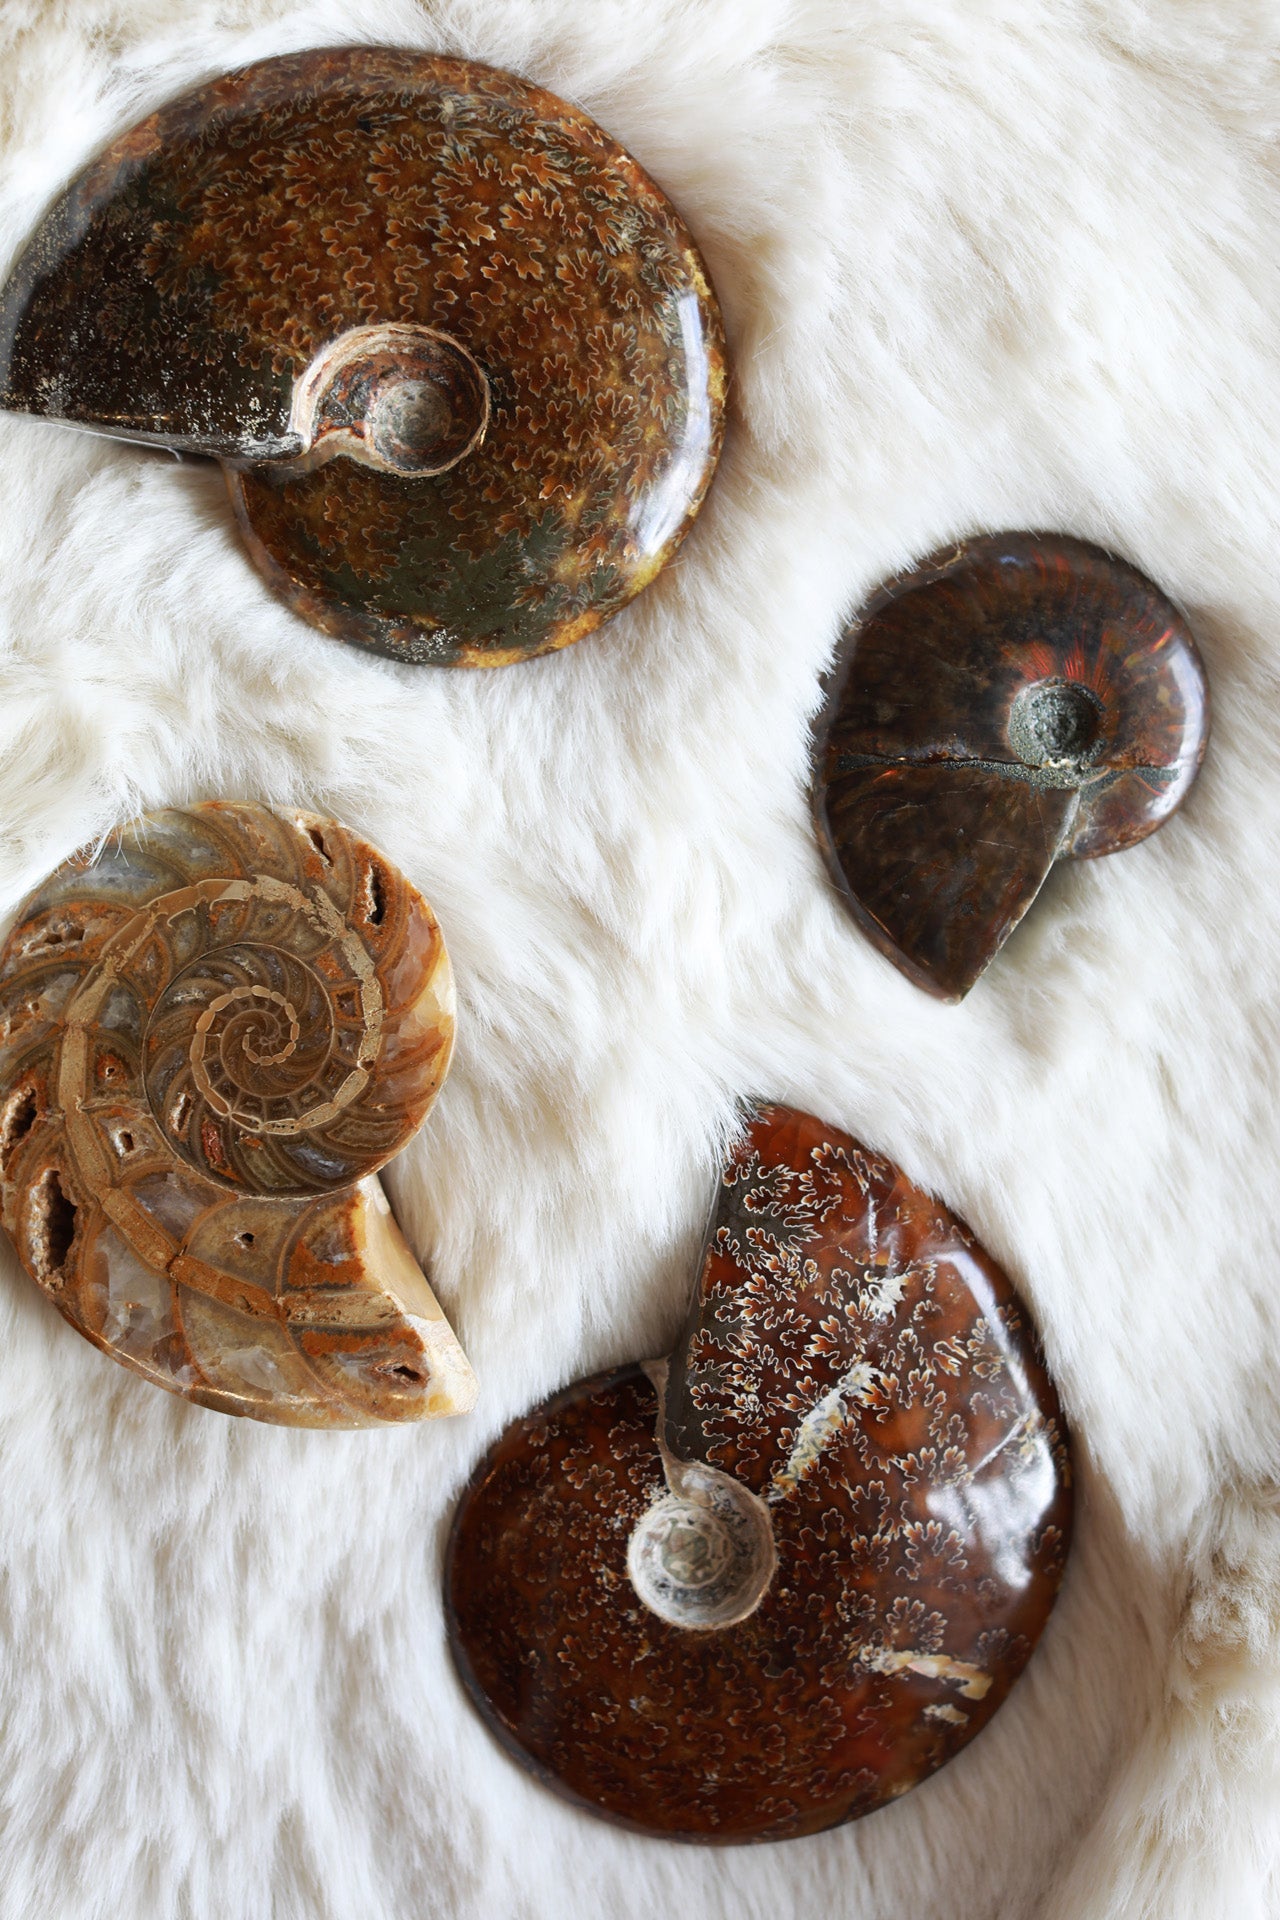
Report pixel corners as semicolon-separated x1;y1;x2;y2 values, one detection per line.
1;2;1277;1915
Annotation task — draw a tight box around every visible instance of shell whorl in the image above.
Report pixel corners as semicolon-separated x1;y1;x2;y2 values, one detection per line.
446;1106;1072;1844
0;48;727;667
812;532;1211;999
0;802;472;1427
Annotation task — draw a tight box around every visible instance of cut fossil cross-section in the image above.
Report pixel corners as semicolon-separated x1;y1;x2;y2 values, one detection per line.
0;800;474;1426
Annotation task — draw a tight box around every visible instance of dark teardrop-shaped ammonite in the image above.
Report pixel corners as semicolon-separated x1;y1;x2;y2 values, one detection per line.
447;1104;1072;1844
0;48;726;666
0;802;474;1426
812;533;1210;999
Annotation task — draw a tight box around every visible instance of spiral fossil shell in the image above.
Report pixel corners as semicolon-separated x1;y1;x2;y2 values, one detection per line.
0;47;726;667
812;533;1211;999
0;802;475;1426
447;1105;1071;1844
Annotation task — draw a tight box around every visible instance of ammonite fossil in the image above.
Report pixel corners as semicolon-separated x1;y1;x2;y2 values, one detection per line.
812;533;1210;999
0;47;726;666
447;1104;1072;1844
0;801;475;1426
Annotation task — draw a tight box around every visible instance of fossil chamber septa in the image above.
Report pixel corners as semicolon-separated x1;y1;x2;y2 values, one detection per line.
811;532;1210;999
0;800;476;1427
0;46;727;667
446;1103;1072;1844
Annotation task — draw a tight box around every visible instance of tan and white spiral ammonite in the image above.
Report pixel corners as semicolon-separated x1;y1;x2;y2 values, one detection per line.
0;802;475;1426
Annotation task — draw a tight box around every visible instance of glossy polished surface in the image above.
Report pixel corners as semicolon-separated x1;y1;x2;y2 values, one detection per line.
0;48;726;666
0;802;475;1425
812;533;1210;999
447;1105;1071;1844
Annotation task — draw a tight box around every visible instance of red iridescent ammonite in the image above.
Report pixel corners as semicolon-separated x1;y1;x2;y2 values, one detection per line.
447;1104;1072;1844
0;802;474;1426
0;48;726;666
811;533;1210;999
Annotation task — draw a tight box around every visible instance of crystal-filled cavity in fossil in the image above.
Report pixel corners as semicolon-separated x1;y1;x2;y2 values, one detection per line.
0;48;726;666
447;1104;1072;1844
0;802;474;1426
812;533;1210;1000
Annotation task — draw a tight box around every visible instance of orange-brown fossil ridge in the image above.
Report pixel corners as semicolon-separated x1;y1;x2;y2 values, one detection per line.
0;801;475;1426
447;1104;1072;1844
0;48;727;667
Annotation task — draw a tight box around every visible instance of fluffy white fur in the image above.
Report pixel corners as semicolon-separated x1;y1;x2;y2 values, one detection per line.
0;1;1276;1914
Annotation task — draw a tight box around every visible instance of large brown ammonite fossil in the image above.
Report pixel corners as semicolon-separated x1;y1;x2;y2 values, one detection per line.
447;1104;1071;1844
0;47;726;666
0;801;475;1426
812;533;1210;999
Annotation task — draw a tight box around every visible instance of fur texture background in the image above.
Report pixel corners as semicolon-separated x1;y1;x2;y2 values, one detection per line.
0;1;1277;1915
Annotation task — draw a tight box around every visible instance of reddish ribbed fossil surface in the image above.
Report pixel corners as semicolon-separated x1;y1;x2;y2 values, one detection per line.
812;533;1210;999
0;48;726;666
0;802;474;1425
447;1105;1071;1844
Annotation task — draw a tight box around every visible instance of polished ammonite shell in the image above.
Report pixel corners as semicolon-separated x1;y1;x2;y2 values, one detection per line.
0;802;474;1426
0;47;726;666
812;533;1211;999
447;1104;1071;1844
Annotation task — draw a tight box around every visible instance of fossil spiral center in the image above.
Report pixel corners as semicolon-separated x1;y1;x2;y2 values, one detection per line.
189;982;309;1104
654;1511;733;1589
365;375;456;472
1008;677;1104;783
291;324;490;478
627;1467;777;1631
141;929;382;1193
